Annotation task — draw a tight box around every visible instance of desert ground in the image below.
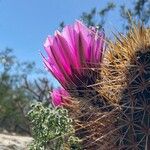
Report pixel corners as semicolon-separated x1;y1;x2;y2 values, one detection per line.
0;133;33;150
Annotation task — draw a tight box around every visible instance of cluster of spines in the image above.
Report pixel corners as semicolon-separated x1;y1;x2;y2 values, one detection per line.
67;25;150;149
66;69;118;149
100;25;150;149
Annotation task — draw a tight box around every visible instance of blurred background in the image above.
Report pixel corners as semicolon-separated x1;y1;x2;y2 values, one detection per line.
0;0;150;135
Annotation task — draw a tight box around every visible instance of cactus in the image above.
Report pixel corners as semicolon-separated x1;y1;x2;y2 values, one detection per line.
42;20;150;149
64;70;117;149
42;20;116;149
74;104;118;149
101;25;150;149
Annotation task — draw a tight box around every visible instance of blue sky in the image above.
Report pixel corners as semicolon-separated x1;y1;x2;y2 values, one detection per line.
0;0;131;84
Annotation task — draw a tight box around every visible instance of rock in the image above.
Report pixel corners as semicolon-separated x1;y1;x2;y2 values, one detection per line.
0;133;33;150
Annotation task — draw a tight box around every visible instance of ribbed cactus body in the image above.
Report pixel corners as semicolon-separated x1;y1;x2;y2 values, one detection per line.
101;26;150;149
73;101;118;150
68;70;109;109
66;26;150;149
118;50;150;149
67;69;116;149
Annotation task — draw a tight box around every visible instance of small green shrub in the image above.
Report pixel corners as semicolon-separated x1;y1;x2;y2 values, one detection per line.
28;103;81;150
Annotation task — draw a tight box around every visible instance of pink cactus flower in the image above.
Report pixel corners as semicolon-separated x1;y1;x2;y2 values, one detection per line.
42;20;105;89
51;87;69;107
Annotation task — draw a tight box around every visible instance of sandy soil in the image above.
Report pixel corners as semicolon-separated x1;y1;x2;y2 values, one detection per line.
0;133;33;150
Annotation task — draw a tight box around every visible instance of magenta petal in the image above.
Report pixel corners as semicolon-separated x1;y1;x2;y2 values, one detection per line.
51;88;69;107
62;25;75;48
74;21;91;46
51;89;62;107
56;32;80;71
52;36;71;75
61;27;81;71
75;21;94;63
49;35;78;87
42;20;105;88
41;51;66;86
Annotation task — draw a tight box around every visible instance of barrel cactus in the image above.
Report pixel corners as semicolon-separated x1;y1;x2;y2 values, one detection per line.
101;25;150;149
42;20;150;149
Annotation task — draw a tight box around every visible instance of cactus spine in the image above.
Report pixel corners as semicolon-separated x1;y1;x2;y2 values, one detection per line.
64;25;150;150
101;25;150;149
